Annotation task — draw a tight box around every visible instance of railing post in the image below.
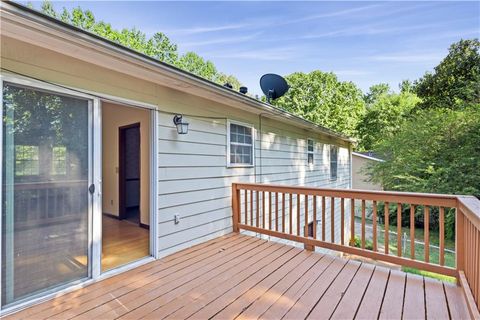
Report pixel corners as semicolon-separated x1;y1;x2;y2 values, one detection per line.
455;207;465;278
232;183;240;233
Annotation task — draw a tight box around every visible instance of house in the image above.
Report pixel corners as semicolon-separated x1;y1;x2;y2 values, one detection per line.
352;151;383;191
0;1;355;312
1;2;479;318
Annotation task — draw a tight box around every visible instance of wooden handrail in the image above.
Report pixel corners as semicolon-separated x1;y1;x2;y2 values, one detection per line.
231;183;480;314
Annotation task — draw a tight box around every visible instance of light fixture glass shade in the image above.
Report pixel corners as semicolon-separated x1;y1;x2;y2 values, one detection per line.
173;114;189;134
176;122;189;134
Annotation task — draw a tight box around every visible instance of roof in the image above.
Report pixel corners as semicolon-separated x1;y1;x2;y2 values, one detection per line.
1;1;354;144
352;152;384;162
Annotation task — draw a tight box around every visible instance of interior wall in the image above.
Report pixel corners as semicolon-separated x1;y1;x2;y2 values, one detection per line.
102;102;150;225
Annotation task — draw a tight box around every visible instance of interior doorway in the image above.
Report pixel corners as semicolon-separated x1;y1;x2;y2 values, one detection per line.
101;102;151;271
119;123;141;225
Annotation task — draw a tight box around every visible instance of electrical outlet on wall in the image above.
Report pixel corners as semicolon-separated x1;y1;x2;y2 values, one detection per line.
110;200;114;205
174;214;180;224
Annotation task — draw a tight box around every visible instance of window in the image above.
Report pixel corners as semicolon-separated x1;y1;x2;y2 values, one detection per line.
15;145;39;176
52;146;67;175
330;145;338;180
307;139;314;165
228;121;254;167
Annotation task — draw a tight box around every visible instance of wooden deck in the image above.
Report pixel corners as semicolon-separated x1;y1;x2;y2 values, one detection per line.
4;233;470;320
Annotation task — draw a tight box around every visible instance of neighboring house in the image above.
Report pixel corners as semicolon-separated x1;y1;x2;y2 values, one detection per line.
0;2;353;311
352;152;383;190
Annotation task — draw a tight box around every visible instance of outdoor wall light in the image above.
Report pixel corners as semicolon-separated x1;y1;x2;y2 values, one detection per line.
173;114;189;134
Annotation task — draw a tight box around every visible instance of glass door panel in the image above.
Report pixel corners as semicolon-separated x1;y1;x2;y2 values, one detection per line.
1;83;91;307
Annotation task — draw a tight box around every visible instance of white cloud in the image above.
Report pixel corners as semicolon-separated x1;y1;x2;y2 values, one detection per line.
205;46;298;61
182;32;261;47
369;53;443;62
164;22;250;35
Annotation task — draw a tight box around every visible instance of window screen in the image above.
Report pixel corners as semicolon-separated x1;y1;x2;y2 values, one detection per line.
229;122;254;166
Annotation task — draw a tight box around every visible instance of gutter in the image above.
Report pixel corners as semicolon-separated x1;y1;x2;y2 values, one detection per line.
1;1;355;144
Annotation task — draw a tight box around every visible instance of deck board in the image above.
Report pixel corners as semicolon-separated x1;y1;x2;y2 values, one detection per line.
330;262;375;320
403;273;426;320
3;233;468;320
354;266;390;319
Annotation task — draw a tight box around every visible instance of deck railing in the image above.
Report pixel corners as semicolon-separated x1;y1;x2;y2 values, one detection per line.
231;183;480;315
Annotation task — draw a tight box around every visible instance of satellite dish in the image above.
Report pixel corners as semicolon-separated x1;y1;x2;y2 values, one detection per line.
260;74;289;103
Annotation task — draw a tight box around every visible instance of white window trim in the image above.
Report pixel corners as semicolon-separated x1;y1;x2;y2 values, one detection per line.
307;138;315;166
226;119;255;168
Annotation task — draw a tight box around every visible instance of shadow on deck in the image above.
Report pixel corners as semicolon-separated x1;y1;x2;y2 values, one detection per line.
4;233;470;319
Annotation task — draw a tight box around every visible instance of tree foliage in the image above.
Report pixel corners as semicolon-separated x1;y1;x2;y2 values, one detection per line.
272;71;366;137
365;39;480;240
357;84;420;151
414;39;480;110
37;1;241;87
371;107;480;197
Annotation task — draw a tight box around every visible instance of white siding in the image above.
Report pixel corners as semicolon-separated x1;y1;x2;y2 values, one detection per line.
157;115;352;257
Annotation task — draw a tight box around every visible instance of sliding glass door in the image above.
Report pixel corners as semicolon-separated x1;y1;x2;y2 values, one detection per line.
1;82;92;307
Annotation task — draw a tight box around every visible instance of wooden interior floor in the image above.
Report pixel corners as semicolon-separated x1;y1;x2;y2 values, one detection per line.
102;215;149;271
6;233;470;320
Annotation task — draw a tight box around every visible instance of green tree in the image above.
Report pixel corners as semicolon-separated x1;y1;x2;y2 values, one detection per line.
272;71;366;137
363;83;390;105
38;1;240;86
369;107;480;239
175;52;218;81
371;107;480;197
414;39;480;110
357;86;420;151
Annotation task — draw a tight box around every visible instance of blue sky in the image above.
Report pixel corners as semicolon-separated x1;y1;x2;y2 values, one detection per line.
27;1;479;95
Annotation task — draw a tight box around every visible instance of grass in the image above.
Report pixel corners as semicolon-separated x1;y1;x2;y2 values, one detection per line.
352;216;457;281
401;267;456;283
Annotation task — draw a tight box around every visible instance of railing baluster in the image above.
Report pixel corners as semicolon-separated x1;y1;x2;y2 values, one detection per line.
275;192;279;231
361;200;366;249
282;193;286;233
340;198;345;245
322;197;326;241
262;191;266;229
250;190;253;226
350;198;354;245
424;206;430;263
410;204;415;259
244;189;248;225
256;191;259;228
269;192;273;230
385;202;389;255
297;194;301;236
305;195;309;237
373;200;377;252
313;196;317;239
439;207;444;266
397;203;402;257
331;197;335;243
289;193;293;234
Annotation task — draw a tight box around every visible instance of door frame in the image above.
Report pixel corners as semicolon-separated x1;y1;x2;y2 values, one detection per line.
118;122;141;223
0;72;159;314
